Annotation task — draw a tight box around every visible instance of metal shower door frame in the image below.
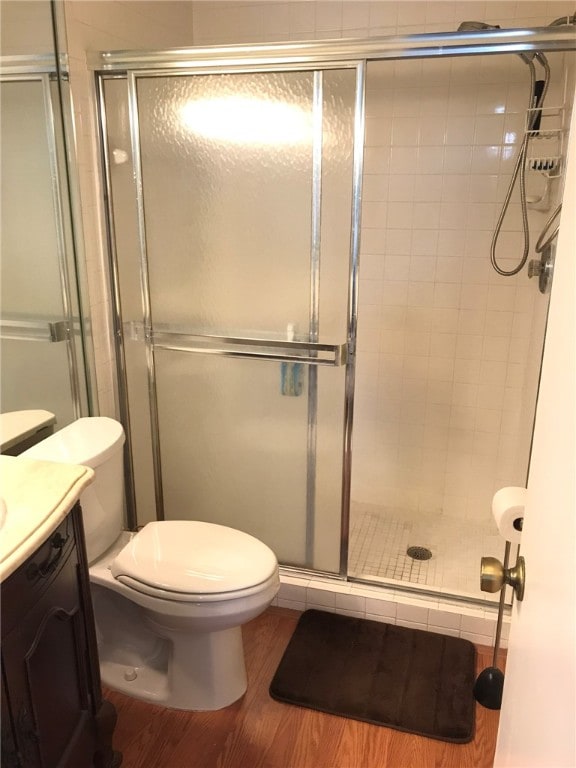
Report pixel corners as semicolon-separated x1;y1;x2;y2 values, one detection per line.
100;60;365;575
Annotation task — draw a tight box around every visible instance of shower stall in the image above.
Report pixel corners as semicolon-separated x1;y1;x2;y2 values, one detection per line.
95;24;576;606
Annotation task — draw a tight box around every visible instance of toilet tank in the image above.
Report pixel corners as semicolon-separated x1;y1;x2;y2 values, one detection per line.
22;417;126;563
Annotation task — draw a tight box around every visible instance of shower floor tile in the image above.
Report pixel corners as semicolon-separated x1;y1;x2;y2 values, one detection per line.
349;502;505;601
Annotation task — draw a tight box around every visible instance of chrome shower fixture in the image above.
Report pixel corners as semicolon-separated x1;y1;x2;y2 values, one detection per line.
457;18;554;276
456;21;548;69
458;13;576;30
457;21;500;31
548;13;576;26
457;20;548;67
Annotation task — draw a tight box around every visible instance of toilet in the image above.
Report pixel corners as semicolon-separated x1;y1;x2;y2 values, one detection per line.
22;417;279;711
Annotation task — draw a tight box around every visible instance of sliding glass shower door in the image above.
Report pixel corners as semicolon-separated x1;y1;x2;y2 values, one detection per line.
102;66;360;572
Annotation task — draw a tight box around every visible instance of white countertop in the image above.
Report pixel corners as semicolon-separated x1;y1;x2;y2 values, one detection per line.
0;410;56;452
0;456;94;581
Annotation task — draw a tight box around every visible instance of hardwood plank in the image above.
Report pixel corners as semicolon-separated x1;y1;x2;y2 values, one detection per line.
259;704;345;768
321;714;393;768
216;610;299;768
104;607;503;768
386;728;439;768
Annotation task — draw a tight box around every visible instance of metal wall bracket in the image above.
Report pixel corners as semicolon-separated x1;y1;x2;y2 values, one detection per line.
0;318;70;342
49;320;70;342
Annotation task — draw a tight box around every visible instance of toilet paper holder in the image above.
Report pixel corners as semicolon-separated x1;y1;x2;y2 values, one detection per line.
492;486;527;544
480;555;526;601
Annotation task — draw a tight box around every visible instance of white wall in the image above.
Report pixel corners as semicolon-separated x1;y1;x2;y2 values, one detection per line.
0;0;53;55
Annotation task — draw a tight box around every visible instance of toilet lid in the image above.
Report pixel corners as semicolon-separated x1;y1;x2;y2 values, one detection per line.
110;521;278;596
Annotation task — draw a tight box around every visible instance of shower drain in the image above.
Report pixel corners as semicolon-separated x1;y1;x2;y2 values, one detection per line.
406;545;433;561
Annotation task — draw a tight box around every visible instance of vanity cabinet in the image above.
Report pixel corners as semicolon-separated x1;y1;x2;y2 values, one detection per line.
1;502;119;768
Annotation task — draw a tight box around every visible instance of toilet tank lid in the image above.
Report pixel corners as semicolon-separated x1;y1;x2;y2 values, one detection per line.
0;410;56;452
22;417;125;468
111;521;278;595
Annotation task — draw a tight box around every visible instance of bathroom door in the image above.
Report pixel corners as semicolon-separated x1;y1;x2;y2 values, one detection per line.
101;66;361;571
493;89;576;768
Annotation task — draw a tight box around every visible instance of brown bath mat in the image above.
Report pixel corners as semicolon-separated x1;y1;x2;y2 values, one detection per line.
269;610;476;743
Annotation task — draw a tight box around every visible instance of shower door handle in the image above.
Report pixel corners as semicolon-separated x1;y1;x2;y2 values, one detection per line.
0;318;70;342
123;322;349;367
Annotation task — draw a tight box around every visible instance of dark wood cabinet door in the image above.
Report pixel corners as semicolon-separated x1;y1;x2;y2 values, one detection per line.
1;669;20;768
1;504;119;768
2;536;97;767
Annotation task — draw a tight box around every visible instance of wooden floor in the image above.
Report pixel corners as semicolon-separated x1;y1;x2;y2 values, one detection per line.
104;607;502;768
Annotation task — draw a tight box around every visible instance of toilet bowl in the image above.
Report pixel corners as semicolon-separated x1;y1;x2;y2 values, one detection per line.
22;417;279;710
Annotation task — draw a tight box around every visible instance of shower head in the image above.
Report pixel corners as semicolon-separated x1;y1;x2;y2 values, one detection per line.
548;13;576;26
458;13;576;30
457;20;500;32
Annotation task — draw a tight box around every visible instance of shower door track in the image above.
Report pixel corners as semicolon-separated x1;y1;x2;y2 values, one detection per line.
90;26;576;73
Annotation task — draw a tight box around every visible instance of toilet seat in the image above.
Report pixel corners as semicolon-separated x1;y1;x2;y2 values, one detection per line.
110;521;278;602
113;570;279;603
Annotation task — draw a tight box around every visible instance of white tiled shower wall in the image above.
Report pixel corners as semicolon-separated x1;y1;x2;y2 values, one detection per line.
352;53;569;527
60;1;575;629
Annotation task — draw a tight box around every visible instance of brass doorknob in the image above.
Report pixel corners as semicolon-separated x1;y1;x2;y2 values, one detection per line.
480;555;526;601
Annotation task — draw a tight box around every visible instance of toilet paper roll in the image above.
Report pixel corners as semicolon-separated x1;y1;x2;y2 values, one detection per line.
492;486;527;543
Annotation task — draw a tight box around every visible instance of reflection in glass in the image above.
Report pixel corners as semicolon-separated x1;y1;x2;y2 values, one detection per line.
0;78;75;424
179;96;313;145
0;0;90;432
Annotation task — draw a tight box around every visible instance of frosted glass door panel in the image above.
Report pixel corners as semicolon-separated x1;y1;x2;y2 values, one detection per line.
0;340;75;424
137;72;313;335
0;80;64;317
137;69;356;340
103;78;158;525
155;350;346;568
0;78;80;428
319;71;356;341
156;351;309;565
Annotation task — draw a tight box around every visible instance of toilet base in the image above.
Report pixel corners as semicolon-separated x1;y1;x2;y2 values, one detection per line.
100;656;170;705
100;624;247;711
